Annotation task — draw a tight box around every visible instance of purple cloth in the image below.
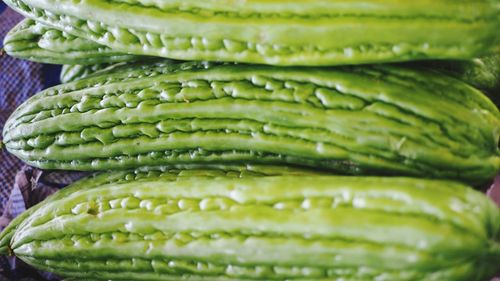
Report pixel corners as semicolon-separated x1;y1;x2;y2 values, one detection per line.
0;8;85;280
0;8;44;215
0;8;47;280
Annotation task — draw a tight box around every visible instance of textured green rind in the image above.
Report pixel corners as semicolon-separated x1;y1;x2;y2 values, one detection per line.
420;55;500;93
412;54;500;106
3;18;141;65
61;55;500;107
2;173;499;281
3;0;499;66
61;55;500;96
59;62;134;83
0;164;322;255
60;63;115;83
59;58;164;83
0;171;122;254
3;61;500;183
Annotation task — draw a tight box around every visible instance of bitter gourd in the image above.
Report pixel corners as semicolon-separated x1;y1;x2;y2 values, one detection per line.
419;56;500;94
59;59;164;83
3;60;500;183
61;55;500;99
3;18;141;65
1;170;499;281
59;61;153;83
413;54;500;106
0;163;323;256
60;63;117;83
3;0;499;66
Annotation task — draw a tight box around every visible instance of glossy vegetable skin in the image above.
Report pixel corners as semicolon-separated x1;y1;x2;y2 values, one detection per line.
63;54;500;98
3;61;499;184
413;54;500;105
0;168;499;281
59;58;163;83
3;0;499;66
3;19;141;65
60;62;128;83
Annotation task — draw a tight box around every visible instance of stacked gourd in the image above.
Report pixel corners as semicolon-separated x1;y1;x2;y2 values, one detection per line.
1;1;500;280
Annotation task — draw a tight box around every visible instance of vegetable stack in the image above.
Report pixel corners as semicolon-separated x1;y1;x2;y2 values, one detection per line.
1;1;499;280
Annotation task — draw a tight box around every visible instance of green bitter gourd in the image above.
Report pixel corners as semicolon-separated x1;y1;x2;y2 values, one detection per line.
3;18;141;65
3;60;500;183
0;168;499;281
3;0;499;66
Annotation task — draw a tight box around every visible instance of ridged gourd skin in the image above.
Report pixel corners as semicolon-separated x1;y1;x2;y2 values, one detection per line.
3;60;500;184
60;63;132;83
10;18;497;94
3;0;499;66
0;168;499;281
3;18;141;65
61;54;500;98
60;63;116;83
59;58;164;83
412;54;500;105
419;55;500;94
0;164;323;255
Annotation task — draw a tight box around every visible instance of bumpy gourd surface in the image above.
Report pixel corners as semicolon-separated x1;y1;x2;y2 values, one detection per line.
412;54;500;105
0;164;321;257
60;62;133;83
62;54;500;103
3;18;141;65
1;171;499;281
59;58;163;83
3;0;499;65
3;61;500;183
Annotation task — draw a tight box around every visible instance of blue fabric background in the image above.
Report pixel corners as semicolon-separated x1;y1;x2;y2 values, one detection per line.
0;5;62;213
0;2;61;88
0;7;72;279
